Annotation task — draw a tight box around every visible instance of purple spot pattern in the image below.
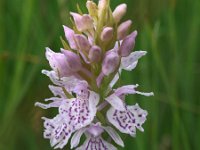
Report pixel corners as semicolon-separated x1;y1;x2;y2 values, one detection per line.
43;115;72;147
59;90;93;131
85;137;109;150
107;104;148;135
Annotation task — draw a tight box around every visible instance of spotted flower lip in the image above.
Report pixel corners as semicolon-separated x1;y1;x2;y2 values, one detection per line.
35;0;153;149
42;115;72;149
71;123;124;150
36;84;99;129
107;103;148;137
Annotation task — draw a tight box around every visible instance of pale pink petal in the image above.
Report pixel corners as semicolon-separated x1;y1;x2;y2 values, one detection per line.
117;20;132;40
103;126;124;147
76;137;117;150
121;51;147;71
107;104;148;136
75;139;88;150
114;84;139;96
113;3;127;23
70;12;94;32
59;90;99;131
35;101;63;109
128;103;148;132
109;72;120;88
114;84;154;97
74;34;91;52
86;122;104;137
102;51;120;76
105;94;125;111
42;70;85;92
88;45;102;63
48;85;66;98
63;25;77;50
42;115;73;149
88;91;100;116
101;27;114;41
61;48;82;72
45;47;73;77
118;31;138;57
71;128;87;149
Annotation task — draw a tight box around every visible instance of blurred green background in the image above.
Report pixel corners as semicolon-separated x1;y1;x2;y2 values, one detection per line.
0;0;200;149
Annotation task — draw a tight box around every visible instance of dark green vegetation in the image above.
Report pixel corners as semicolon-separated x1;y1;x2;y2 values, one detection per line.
0;0;200;149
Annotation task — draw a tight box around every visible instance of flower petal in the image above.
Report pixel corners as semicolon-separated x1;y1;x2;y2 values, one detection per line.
105;94;125;111
114;84;154;97
118;31;137;57
107;104;148;136
70;13;94;32
88;91;100;116
61;48;82;72
76;137;117;150
109;71;120;88
87;122;104;137
113;3;127;23
35;101;63;109
114;84;139;97
71;128;87;149
59;90;99;131
102;51;120;76
121;51;147;71
48;85;66;98
89;91;99;108
74;34;91;52
135;91;154;96
42;70;85;92
63;25;77;50
76;139;88;150
127;103;148;132
103;126;124;147
42;115;73;149
45;47;73;77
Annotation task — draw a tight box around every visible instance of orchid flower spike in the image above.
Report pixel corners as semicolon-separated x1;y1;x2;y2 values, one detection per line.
35;0;153;149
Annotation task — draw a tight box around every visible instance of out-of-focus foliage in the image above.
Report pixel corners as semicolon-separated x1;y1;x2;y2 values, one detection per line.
0;0;200;149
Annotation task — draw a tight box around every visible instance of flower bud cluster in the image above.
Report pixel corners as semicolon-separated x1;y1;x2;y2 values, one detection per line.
35;0;153;149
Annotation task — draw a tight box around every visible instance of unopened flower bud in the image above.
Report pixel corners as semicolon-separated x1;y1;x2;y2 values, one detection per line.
98;0;107;16
89;45;102;62
63;25;77;50
113;3;127;24
86;1;98;18
98;0;111;24
102;51;120;76
118;30;137;57
61;48;82;72
117;20;132;40
45;47;72;77
101;27;113;41
70;12;94;32
75;34;91;52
